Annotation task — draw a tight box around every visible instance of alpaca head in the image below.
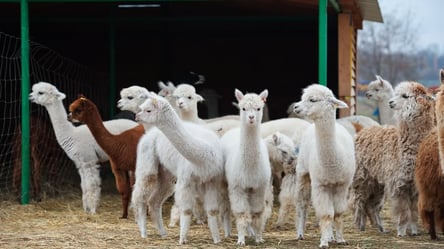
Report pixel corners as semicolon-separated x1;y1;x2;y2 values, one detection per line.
173;84;204;113
388;81;434;121
235;89;268;126
117;86;149;113
366;75;394;101
135;92;171;124
265;132;298;170
29;82;66;106
157;81;177;98
293;84;347;121
68;95;97;123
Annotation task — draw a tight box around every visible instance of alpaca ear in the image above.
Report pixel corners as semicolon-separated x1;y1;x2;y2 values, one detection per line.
235;89;244;102
272;132;281;145
232;102;239;109
57;92;66;100
376;75;384;86
329;97;348;109
196;94;204;102
259;89;269;102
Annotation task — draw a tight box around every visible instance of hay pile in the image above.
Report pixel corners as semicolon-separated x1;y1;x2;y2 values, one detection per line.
1;186;443;249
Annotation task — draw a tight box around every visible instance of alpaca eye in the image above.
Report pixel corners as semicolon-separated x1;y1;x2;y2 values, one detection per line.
309;98;317;102
242;108;246;111
256;108;261;111
128;96;134;100
188;96;192;100
38;91;44;95
146;110;151;113
402;94;409;98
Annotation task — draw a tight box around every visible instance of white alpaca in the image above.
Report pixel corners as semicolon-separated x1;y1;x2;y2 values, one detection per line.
132;92;225;244
29;82;139;214
264;132;298;228
221;89;272;246
117;85;149;114
336;115;380;136
173;83;206;124
365;75;396;125
349;81;435;236
293;84;355;248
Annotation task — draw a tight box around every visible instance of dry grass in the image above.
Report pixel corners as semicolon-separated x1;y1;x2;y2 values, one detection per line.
1;183;444;249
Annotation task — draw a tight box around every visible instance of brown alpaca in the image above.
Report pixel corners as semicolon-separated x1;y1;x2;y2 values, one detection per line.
415;69;444;240
12;115;71;201
68;95;144;218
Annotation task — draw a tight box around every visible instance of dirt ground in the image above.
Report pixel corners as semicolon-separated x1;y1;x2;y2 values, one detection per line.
1;185;443;249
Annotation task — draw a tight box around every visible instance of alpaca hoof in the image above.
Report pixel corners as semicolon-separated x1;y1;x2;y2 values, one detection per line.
337;240;348;245
297;234;305;240
319;245;329;249
255;238;265;244
168;224;176;228
119;215;128;219
236;241;246;246
179;239;188;244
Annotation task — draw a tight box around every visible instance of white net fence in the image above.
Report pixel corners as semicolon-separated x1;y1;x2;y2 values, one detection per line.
0;32;110;202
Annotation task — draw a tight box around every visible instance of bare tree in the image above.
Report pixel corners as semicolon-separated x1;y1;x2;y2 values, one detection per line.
357;10;420;85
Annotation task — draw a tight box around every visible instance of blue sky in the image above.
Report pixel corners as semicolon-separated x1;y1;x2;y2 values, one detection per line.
362;0;444;52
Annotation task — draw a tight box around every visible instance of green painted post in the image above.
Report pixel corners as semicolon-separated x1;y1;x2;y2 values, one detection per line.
318;0;327;86
20;0;30;204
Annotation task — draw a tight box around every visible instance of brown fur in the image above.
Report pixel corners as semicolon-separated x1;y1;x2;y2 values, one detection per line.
415;69;444;240
12;115;71;202
68;96;145;218
350;81;435;235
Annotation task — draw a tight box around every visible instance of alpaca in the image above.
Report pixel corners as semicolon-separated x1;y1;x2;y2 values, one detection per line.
260;117;310;192
221;89;272;246
29;82;138;214
12;115;70;202
117;85;149;114
414;69;444;240
132;92;225;244
264;132;298;228
365;75;396;125
336;115;380;136
68;95;148;218
293;84;355;248
173;83;206;124
349;81;435;236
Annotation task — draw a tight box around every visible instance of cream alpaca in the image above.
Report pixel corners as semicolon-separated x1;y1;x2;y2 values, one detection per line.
293;84;355;248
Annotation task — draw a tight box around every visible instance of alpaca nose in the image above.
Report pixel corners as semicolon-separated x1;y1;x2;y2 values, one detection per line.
293;104;301;114
365;92;372;99
248;115;254;120
389;100;395;108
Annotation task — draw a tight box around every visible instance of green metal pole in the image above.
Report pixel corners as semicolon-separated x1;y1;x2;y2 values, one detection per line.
20;0;30;204
318;0;327;86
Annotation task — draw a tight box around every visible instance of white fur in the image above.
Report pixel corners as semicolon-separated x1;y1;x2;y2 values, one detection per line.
221;89;272;246
264;132;298;228
132;93;225;244
293;84;355;248
117;85;149;113
365;75;396;125
336;115;380;136
29;82;138;214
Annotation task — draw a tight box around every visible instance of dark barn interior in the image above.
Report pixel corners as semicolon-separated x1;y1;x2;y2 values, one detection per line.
1;1;340;120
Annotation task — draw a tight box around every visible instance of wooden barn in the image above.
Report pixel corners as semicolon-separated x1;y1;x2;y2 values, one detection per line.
1;0;382;119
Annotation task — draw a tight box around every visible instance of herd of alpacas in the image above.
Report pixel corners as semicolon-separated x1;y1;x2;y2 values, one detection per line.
25;69;444;248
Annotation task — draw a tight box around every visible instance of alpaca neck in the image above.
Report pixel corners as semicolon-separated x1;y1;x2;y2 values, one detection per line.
157;106;210;166
81;105;116;152
45;100;75;142
313;117;337;167
239;124;262;162
180;109;199;123
378;99;394;125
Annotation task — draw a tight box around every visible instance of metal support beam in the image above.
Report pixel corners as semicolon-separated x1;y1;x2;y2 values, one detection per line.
20;0;30;205
318;0;327;86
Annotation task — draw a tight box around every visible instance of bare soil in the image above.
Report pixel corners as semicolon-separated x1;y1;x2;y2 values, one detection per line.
1;183;443;249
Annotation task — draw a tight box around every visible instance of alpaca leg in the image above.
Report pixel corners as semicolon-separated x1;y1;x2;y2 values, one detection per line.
250;187;267;244
408;196;419;235
78;163;101;214
296;173;310;240
425;210;437;240
312;186;334;248
168;203;180;227
218;183;232;238
203;182;222;244
392;196;410;236
112;168;131;218
229;188;250;246
331;185;349;244
175;181;195;244
276;190;291;228
333;213;347;245
136;203;148;238
131;176;149;238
